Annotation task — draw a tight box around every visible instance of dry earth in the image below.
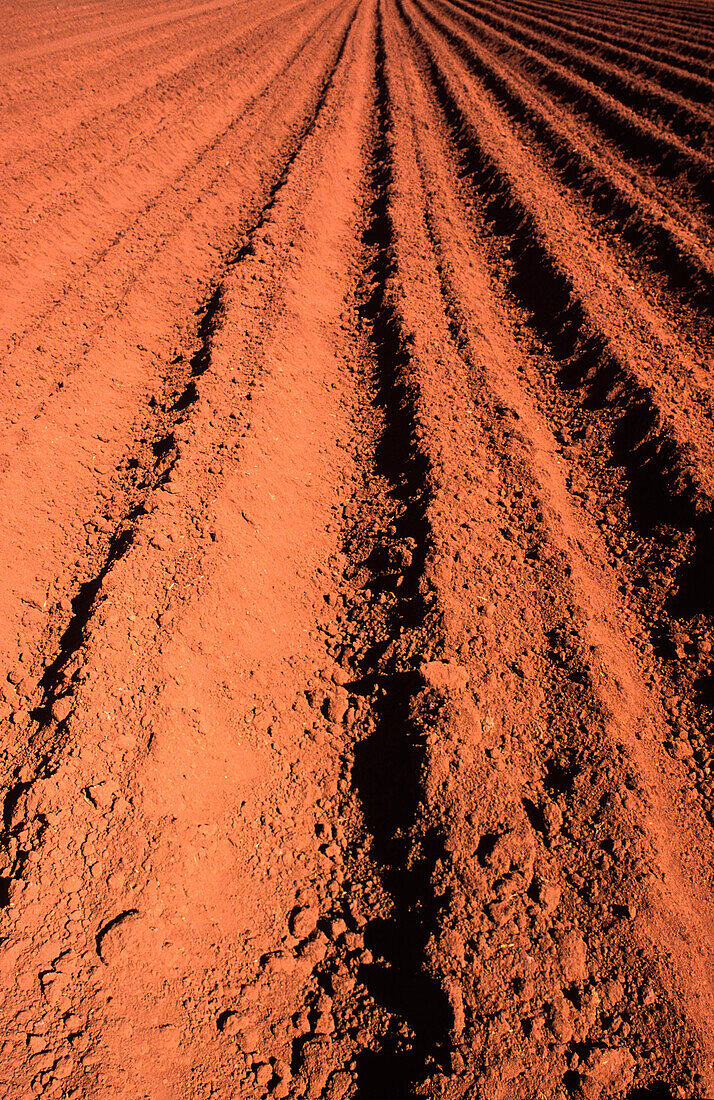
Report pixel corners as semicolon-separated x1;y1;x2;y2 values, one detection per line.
1;0;714;1096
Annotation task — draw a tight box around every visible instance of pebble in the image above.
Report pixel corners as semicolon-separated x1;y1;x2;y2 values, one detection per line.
419;660;469;693
237;1028;260;1053
328;970;355;997
327;919;347;941
559;930;587;984
254;1063;272;1086
536;879;561;914
542;801;563;837
579;1047;634;1099
51;697;73;724
313;1011;334;1035
289;907;318;940
324;689;349;724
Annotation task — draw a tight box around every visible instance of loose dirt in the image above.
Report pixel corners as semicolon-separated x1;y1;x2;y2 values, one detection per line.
1;0;713;1096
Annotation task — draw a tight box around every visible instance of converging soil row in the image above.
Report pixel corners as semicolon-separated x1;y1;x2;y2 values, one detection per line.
0;0;713;1097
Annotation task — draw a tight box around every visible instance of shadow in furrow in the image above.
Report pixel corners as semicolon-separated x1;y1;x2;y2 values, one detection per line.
399;0;711;537
0;3;366;910
29;0;362;727
229;3;361;267
414;0;713;311
190;285;224;377
396;2;714;766
30;528;134;729
436;0;714;216
351;8;453;1094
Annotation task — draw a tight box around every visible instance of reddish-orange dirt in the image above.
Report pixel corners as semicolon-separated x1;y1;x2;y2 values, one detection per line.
1;0;714;1096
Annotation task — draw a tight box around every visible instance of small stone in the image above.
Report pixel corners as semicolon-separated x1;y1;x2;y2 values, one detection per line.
290;906;319;940
328;970;355;997
450;1050;465;1074
313;1011;334;1035
54;1056;74;1079
85;784;115;809
254;1063;272;1086
265;953;296;975
549;998;573;1043
488;831;536;878
51;697;73;724
324;1070;351;1099
220;1013;247;1036
273;1060;290;1080
237;1028;261;1053
559;930;587;984
325;689;349;724
542;801;563;837
419;660;468;694
487;899;515;927
537;880;561;914
327;919;347;941
579;1047;635;1099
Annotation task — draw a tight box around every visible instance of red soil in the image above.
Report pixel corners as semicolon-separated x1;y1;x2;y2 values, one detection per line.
1;0;713;1096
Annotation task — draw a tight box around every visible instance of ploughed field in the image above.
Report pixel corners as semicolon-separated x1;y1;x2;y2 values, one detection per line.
1;0;714;1096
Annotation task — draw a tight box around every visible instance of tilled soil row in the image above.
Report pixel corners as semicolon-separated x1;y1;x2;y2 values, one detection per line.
448;0;714;149
437;0;714;218
0;0;357;758
465;0;714;85
0;0;713;1097
417;0;714;319
401;0;714;530
454;0;714;123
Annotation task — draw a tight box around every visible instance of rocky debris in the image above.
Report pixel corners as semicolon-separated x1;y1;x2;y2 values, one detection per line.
0;4;713;1098
532;873;561;914
324;688;349;725
578;1047;635;1099
542;799;563;838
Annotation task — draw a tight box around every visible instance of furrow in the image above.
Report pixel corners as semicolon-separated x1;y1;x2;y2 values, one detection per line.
541;0;714;38
398;0;714;811
371;2;714;1091
442;0;708;157
0;1;388;1091
459;0;714;109
0;1;361;726
0;0;363;893
532;1;714;54
2;0;714;1095
1;0;348;371
2;0;316;227
341;7;456;1088
429;0;714;227
487;0;714;75
400;0;714;546
0;0;296;165
412;0;714;318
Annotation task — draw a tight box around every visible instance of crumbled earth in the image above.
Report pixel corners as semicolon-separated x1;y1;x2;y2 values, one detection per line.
1;0;714;1096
